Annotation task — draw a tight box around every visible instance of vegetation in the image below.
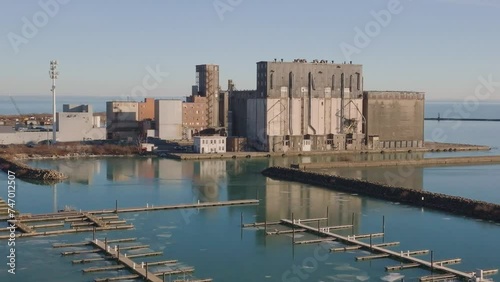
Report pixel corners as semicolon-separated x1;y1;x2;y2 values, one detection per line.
0;143;140;159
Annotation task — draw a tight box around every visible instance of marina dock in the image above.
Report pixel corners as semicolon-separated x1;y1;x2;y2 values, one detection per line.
0;199;259;240
54;237;212;282
281;218;494;281
244;216;497;281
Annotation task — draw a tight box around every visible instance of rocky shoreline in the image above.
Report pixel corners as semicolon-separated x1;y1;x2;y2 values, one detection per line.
0;156;67;182
262;167;500;223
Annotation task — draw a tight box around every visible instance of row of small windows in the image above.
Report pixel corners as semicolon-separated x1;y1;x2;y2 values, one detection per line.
202;139;225;144
268;72;361;91
184;111;204;114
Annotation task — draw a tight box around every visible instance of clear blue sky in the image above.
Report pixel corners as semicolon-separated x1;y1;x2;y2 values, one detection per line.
1;0;499;100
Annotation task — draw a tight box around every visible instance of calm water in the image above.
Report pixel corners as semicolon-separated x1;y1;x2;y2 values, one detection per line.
0;103;499;282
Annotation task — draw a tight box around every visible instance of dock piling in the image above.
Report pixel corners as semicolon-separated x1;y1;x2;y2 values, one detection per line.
431;250;434;277
351;212;355;235
326;206;329;226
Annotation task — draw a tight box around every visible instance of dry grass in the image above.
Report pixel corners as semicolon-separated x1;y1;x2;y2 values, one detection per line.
0;143;139;158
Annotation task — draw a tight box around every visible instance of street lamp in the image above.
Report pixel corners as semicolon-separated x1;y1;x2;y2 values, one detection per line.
49;60;59;144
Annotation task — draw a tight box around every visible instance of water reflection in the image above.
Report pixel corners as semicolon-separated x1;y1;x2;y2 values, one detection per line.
37;155;423;227
55;158;101;185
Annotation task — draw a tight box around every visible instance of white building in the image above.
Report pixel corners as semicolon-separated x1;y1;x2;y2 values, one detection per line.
193;136;227;154
155;99;183;140
0;104;105;145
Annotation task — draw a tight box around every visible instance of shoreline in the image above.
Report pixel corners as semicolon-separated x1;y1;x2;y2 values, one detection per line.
0;156;67;183
165;142;491;160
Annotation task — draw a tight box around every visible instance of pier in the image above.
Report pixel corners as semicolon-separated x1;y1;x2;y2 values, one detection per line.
244;216;497;281
292;155;500;170
0;199;259;240
426;117;500;122
163;142;490;161
54;237;212;282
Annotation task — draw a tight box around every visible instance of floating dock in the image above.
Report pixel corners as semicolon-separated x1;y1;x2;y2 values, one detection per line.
54;237;212;282
0;199;259;240
244;216;497;281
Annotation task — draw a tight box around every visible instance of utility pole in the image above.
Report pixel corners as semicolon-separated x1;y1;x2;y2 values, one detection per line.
49;60;59;144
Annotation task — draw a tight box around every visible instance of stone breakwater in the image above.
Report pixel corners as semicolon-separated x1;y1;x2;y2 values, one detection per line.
262;167;500;223
0;156;67;181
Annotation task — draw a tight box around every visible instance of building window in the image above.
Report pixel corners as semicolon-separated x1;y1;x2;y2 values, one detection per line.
332;75;335;90
350;75;353;92
270;73;273;89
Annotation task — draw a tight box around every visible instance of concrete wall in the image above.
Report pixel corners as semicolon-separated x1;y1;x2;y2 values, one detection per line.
155;99;182;140
57;112;105;141
247;98;267;151
229;90;257;137
257;61;363;100
0;128;105;144
363;91;425;148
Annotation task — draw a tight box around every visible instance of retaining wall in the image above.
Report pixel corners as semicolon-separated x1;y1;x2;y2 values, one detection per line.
262;167;500;222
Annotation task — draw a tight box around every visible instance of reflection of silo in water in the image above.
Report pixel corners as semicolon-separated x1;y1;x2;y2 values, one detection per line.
265;178;362;234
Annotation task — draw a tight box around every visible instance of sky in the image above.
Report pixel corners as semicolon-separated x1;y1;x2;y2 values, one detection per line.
0;0;499;101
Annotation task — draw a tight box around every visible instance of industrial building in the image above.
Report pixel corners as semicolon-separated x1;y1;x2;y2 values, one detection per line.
106;98;157;141
155;99;183;140
363;91;425;149
195;64;220;128
138;98;155;121
106;101;140;140
182;95;208;138
232;59;365;152
230;59;425;152
0;104;105;144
